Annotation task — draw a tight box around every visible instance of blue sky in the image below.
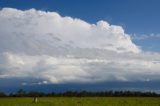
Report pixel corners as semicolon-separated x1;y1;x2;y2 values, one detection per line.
0;0;160;92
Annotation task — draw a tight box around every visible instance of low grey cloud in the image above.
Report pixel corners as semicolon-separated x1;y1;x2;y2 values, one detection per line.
0;8;160;85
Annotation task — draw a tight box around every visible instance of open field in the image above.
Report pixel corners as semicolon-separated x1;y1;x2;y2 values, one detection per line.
0;97;160;106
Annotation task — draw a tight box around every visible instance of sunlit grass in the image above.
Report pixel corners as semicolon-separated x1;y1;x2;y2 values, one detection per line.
0;97;160;106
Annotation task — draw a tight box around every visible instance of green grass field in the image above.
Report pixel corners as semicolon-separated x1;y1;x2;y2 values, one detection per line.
0;97;160;106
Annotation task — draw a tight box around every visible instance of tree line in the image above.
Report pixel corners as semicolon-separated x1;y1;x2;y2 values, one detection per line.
0;89;160;97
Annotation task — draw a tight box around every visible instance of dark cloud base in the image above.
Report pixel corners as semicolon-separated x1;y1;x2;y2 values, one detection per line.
1;81;160;93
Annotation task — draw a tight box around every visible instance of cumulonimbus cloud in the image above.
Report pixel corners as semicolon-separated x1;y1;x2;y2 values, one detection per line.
0;8;160;85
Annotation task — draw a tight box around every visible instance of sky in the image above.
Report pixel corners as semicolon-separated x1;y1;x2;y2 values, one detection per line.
0;0;160;93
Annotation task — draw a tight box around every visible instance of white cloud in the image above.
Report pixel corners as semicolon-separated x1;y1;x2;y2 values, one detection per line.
131;33;160;40
0;8;160;84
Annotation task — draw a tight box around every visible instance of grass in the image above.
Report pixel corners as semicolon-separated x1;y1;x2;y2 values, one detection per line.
0;97;160;106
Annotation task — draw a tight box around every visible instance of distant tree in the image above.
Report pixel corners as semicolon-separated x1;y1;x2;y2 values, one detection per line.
16;89;26;97
0;92;6;97
0;90;159;97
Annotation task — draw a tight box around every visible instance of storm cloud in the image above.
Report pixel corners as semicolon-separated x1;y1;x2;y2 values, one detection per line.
0;8;160;85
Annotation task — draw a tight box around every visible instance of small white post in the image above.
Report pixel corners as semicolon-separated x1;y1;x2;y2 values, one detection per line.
33;97;38;103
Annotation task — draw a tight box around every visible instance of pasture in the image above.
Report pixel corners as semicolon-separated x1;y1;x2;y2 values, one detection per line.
0;97;160;106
